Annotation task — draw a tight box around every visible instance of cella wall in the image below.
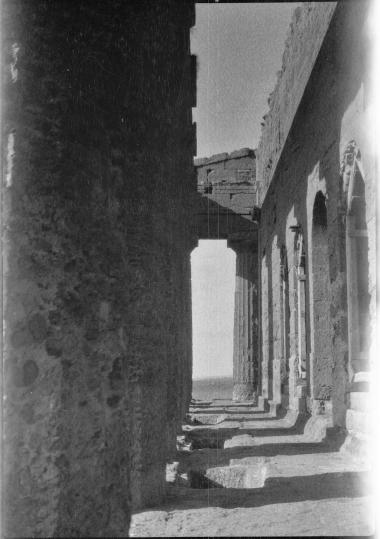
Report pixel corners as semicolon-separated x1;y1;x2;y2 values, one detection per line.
256;1;375;427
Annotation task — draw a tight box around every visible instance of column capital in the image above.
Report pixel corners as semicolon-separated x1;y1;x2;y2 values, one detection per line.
227;232;257;253
189;234;199;252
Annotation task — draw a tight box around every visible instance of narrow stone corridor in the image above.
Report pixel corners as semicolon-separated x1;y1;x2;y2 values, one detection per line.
2;2;375;536
130;400;372;537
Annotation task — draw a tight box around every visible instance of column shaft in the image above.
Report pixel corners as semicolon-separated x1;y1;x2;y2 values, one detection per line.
230;241;258;402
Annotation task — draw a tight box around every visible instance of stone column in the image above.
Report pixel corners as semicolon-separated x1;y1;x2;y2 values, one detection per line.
271;239;282;407
228;234;259;402
288;227;307;413
260;252;270;403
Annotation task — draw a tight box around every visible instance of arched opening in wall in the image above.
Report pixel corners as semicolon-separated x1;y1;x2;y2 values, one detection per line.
346;165;370;374
310;191;332;409
191;240;236;401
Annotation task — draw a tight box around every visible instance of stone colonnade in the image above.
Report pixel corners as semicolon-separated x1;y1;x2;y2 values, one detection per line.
227;227;307;410
256;228;311;415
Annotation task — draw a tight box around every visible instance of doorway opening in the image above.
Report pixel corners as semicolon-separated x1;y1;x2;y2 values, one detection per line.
191;240;236;402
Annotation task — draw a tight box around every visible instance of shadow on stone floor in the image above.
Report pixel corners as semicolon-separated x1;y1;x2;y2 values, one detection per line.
177;431;347;470
186;414;312;447
142;471;368;512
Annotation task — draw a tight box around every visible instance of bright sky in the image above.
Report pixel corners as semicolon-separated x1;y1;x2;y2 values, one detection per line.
190;3;297;380
191;3;297;157
191;241;236;380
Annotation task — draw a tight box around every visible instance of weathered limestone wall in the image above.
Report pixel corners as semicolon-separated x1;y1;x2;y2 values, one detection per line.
257;1;375;427
257;2;336;201
2;1;196;536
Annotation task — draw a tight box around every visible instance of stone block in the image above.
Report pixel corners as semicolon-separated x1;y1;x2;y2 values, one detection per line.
346;409;370;438
204;463;265;489
349;391;371;412
303;415;328;441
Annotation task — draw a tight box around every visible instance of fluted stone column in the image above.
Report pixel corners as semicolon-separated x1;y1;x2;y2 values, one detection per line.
228;235;259;402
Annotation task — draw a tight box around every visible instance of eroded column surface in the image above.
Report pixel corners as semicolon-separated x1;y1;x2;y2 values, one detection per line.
228;236;259;402
2;0;196;536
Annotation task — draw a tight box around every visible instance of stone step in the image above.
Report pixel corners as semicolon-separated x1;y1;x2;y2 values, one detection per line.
345;409;371;438
209;399;258;407
192;462;266;489
348;391;371;412
352;371;370;383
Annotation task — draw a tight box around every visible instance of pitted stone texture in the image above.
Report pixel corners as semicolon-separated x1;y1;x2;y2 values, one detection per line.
195;150;257;239
2;0;196;536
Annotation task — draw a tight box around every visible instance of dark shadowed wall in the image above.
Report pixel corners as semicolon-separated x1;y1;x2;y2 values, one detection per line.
2;1;196;536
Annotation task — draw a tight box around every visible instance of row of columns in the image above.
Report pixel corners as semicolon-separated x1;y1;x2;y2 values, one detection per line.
228;229;307;407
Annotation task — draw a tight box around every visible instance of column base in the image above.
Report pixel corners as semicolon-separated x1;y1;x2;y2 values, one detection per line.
289;396;307;414
257;396;270;412
289;382;307;414
268;400;283;416
232;383;257;403
272;358;282;404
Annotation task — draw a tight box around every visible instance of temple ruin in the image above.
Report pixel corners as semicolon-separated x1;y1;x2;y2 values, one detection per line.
1;0;375;536
195;149;259;402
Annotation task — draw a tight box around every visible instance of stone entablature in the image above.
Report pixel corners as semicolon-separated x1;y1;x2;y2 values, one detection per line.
194;148;258;239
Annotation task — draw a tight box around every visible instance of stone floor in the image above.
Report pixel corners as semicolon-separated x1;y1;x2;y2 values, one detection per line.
130;400;373;537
